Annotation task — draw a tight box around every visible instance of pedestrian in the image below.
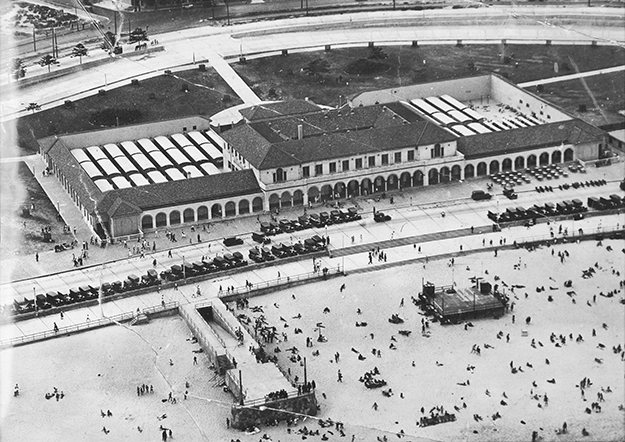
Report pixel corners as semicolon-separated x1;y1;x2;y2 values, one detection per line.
226;417;230;428
53;322;59;333
337;369;343;382
35;252;39;262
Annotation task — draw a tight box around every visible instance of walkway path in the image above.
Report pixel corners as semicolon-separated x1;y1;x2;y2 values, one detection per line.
518;64;625;87
203;47;262;105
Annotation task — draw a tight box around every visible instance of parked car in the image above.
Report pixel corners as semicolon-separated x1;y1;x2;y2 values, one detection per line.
252;231;271;244
503;188;518;200
249;247;265;263
374;211;392;222
224;236;244;247
471;190;492;201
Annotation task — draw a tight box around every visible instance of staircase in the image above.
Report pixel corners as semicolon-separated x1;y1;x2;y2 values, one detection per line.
129;313;150;326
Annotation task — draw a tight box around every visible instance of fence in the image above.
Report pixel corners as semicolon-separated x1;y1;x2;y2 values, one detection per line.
0;301;178;349
218;266;344;300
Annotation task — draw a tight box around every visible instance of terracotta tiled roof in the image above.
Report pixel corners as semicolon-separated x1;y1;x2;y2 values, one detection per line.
95;169;261;215
457;119;605;159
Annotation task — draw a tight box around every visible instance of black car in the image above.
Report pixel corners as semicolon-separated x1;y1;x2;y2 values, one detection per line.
471;190;492;201
279;219;294;232
309;213;324;227
374;211;391;222
249;247;265;263
224;236;244;247
503;188;518;200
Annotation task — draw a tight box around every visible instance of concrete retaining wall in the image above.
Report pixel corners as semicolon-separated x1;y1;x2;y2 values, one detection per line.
231;391;318;430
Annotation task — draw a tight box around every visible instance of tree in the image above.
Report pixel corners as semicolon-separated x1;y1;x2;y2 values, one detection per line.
11;58;26;80
368;46;388;60
129;27;148;44
71;43;88;64
39;54;57;73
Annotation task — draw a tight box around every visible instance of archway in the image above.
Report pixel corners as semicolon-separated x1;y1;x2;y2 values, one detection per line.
225;201;236;217
502;158;512;172
197;205;208;221
489;160;500;175
374;176;386;193
563;148;574;162
514;156;525;170
539;152;549;166
239;199;250;215
293;190;304;206
413;170;424;186
451;165;462;181
280;191;292;208
155;212;167;228
183;208;194;223
428;168;439;185
252;197;264;213
269;193;280;211
170;210;181;226
334;182;346;199
141;215;153;230
464;164;475;179
477;162;487;176
400;172;412;188
527;154;537;168
552;150;562;164
440;167;450;184
320;184;333;201
348;180;360;197
387;174;398;191
211;203;222;218
307;186;320;204
361;178;373;195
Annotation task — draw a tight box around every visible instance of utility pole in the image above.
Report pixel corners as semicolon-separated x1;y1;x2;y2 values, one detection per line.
226;0;230;26
33;27;36;52
114;11;117;35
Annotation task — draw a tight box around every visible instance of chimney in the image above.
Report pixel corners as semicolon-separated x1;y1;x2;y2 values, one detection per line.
297;124;303;140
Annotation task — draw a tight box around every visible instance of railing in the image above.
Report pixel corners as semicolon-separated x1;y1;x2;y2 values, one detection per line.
0;301;178;349
218;267;344;299
242;388;301;407
210;303;239;340
185;300;234;363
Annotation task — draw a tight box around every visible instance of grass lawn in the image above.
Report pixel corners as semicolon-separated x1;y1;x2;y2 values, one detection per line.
232;44;625;123
14;68;242;155
535;71;625;126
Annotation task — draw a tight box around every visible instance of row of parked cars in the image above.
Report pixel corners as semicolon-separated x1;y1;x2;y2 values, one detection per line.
248;235;327;263
253;207;362;241
488;198;589;224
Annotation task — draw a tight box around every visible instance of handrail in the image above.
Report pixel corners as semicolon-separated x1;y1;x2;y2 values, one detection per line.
0;301;178;349
218;267;344;299
242;388;301;407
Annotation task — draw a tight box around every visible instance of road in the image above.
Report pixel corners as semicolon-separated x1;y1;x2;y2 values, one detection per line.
2;7;624;120
2;176;622;306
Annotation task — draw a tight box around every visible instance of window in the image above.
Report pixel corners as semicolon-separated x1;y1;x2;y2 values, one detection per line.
315;164;323;176
407;150;415;161
183;127;187;132
329;162;337;173
273;168;287;183
302;166;310;178
342;160;349;171
355;158;363;169
381;154;388;165
368;156;376;167
394;152;402;163
193;125;197;130
431;143;443;158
